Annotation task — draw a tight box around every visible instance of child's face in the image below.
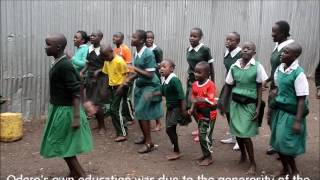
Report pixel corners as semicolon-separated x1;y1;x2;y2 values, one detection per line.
74;32;83;47
130;33;139;47
45;38;58;57
194;65;208;82
159;61;174;78
280;47;296;64
225;33;239;50
145;32;154;47
241;43;256;61
189;30;201;47
90;33;101;45
271;24;283;43
112;34;123;45
100;48;114;61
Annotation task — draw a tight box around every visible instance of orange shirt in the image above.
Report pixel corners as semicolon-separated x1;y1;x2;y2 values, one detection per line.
113;44;132;64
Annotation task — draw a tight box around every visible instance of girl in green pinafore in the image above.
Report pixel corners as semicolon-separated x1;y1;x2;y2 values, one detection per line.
118;30;163;153
265;20;294;155
220;42;268;175
218;32;242;150
270;42;309;178
41;34;93;179
186;27;215;141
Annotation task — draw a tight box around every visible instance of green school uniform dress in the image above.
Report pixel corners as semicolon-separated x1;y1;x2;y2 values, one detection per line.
270;60;309;156
133;47;163;120
40;55;93;158
186;43;214;108
218;47;242;114
226;58;268;138
147;44;163;78
161;73;190;127
268;39;294;106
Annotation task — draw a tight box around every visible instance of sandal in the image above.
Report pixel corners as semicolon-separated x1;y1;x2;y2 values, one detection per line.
138;144;154;154
134;137;145;144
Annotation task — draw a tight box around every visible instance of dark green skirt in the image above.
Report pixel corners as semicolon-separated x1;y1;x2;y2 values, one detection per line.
40;104;93;158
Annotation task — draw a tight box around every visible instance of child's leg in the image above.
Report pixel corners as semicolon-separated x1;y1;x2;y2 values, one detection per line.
198;120;214;166
236;137;247;163
286;155;299;176
166;125;181;160
276;152;290;177
96;106;106;134
110;90;127;140
166;125;179;153
137;120;154;153
243;138;256;175
64;156;86;179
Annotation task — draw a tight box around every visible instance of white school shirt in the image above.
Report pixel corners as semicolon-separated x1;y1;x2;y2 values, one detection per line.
273;39;294;52
224;47;242;58
225;58;268;85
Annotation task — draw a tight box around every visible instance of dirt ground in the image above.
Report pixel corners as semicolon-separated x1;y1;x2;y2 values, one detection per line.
1;80;319;180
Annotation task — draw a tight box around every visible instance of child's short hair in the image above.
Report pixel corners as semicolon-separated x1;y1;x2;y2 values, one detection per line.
191;27;203;37
114;32;124;40
146;31;154;36
275;20;290;37
231;31;241;42
196;61;210;74
163;59;176;69
77;30;90;44
136;29;147;42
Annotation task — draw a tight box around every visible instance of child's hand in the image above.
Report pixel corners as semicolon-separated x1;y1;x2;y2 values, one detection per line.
127;65;135;72
292;121;301;134
72;117;80;129
93;70;100;78
65;51;72;60
187;109;194;115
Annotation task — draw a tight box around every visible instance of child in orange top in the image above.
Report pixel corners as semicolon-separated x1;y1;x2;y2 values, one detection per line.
188;61;217;166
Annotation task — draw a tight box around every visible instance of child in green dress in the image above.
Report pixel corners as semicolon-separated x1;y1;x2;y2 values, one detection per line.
41;33;93;179
270;42;309;178
145;30;164;132
118;30;163;153
266;20;294;155
220;41;268;175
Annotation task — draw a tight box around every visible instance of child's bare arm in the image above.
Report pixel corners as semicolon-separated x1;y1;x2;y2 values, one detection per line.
72;96;81;129
292;96;306;134
220;84;232;115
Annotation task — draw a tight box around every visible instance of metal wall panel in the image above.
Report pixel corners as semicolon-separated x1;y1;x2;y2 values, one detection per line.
1;0;319;120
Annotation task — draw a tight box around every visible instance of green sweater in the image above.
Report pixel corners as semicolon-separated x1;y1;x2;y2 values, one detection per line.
49;56;81;105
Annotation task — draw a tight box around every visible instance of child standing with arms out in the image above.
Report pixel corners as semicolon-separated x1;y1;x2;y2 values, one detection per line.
219;32;242;151
150;59;191;160
41;33;92;179
188;61;217;166
118;30;163;153
270;42;309;178
98;44;129;142
221;41;268;175
186;27;215;142
113;32;135;126
145;30;164;132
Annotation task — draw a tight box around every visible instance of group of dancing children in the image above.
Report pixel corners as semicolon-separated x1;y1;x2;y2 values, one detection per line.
40;20;309;179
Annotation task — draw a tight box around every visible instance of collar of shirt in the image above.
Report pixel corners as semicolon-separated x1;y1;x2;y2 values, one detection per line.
51;55;66;66
278;59;299;74
188;43;204;52
163;73;176;85
147;44;157;51
135;46;147;58
234;57;256;69
224;46;241;58
196;79;210;87
273;39;294;52
88;45;100;55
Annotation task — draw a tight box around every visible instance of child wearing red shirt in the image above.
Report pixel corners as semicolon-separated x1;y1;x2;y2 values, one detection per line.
188;61;217;166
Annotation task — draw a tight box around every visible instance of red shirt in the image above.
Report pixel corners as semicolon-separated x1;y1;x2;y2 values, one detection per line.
191;79;217;120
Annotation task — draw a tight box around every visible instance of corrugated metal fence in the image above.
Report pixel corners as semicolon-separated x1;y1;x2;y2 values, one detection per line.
1;0;319;120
